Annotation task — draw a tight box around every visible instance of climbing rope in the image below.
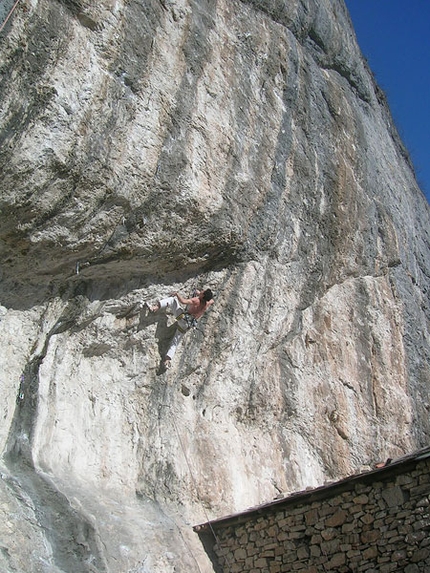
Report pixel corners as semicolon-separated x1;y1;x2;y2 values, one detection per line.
169;410;234;573
0;0;20;34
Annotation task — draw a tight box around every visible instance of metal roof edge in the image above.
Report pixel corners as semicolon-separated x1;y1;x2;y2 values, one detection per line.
194;445;430;534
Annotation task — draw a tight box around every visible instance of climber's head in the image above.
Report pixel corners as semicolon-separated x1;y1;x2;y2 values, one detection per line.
202;289;213;302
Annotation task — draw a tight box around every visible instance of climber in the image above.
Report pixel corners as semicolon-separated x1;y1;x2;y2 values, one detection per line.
149;289;214;369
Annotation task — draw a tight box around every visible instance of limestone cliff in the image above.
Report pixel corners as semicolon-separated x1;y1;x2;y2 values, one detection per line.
0;1;429;571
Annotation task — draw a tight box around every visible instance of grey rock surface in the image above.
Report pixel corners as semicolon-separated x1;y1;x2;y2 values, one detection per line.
0;0;430;571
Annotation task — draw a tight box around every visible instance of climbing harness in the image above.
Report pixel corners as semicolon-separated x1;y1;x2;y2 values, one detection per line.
175;312;198;332
174;287;213;334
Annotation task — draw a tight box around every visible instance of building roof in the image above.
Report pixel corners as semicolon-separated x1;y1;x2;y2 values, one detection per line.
194;446;430;534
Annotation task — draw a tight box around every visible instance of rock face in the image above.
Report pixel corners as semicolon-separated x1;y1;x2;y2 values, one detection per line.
0;1;429;571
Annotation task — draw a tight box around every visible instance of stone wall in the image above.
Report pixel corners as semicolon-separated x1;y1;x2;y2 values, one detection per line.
196;450;430;572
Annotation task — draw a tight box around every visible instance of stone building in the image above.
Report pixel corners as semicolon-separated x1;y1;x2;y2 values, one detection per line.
195;447;430;572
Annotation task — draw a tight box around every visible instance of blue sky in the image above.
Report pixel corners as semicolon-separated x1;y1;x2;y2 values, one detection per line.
344;0;430;204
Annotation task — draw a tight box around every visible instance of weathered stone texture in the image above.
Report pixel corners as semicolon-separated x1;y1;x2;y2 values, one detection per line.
205;456;430;572
0;0;430;571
